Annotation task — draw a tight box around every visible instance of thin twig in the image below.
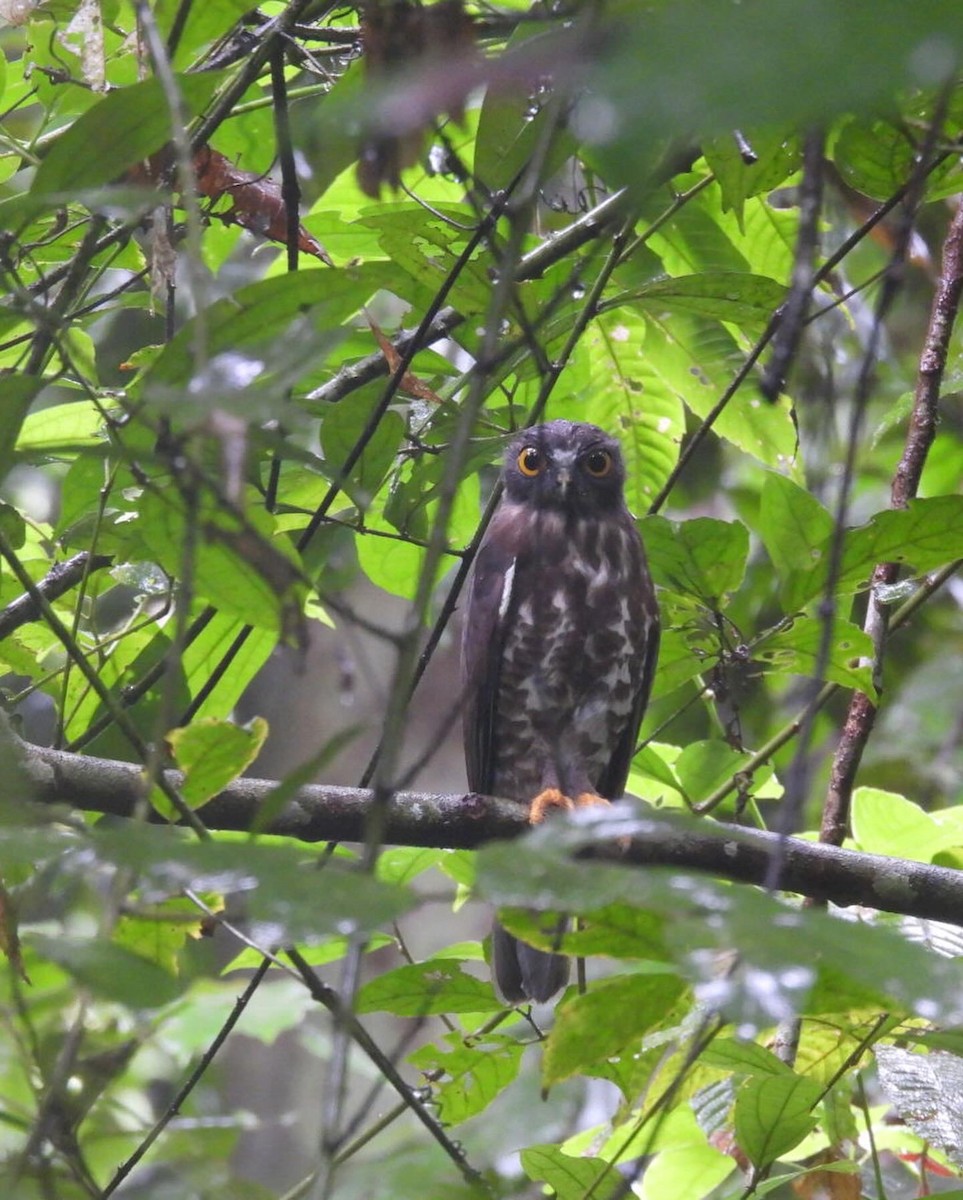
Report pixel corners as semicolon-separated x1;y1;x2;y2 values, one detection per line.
101;960;272;1197
286;948;490;1196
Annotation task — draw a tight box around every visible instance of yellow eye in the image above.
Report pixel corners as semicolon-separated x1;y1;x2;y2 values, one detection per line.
517;447;543;477
584;449;613;477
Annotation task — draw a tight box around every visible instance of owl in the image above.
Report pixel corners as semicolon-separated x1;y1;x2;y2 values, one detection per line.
461;420;660;1002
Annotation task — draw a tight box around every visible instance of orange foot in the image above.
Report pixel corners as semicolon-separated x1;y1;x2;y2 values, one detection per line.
528;788;574;824
574;792;610;809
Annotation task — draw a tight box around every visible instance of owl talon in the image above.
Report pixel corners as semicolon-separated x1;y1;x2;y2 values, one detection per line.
528;788;574;824
574;792;610;808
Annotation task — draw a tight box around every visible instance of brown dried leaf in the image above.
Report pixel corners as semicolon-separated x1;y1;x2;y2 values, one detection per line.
193;146;332;264
128;145;332;264
366;312;443;403
792;1151;862;1199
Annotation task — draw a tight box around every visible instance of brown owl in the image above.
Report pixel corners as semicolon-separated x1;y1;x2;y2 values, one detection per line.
461;420;660;1002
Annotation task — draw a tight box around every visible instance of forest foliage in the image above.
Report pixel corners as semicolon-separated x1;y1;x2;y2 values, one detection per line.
2;1;963;1197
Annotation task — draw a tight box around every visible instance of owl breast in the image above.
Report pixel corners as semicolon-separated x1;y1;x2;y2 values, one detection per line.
491;510;649;802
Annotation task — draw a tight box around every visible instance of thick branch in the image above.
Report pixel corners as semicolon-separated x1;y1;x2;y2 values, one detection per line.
21;743;963;927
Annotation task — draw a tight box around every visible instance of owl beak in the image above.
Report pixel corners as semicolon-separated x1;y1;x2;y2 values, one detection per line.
552;468;571;497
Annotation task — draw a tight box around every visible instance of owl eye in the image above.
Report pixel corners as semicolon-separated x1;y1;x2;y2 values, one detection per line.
584;449;613;477
517;447;543;477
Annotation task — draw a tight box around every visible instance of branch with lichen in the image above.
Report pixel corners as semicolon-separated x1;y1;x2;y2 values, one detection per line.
18;740;963;928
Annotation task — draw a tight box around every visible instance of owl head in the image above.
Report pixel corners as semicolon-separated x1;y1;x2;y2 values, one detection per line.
502;420;627;514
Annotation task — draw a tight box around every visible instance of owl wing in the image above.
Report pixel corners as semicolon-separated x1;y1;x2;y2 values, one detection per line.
596;532;662;800
596;617;660;799
461;512;518;795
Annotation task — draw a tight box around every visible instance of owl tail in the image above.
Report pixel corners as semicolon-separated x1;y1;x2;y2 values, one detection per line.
491;918;570;1004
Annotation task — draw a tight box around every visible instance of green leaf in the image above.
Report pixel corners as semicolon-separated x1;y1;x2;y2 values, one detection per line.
182;613;275;723
15;399;111;457
138;489;299;632
648;627;709;697
162;0;255;69
474;53;576;193
475;821;963;1027
578;311;684;510
593;0;963;180
166;716;268;810
834;116;963;201
27;933;184;1008
704;131;801;224
674;740;780;807
86;824;413;943
355;960;501;1016
0;375;42;479
533;903;669;960
376;847;452;886
144;264;398;391
639;312;799;471
641;515;750;604
784;496;963;610
358;206;490;316
756;472;834;585
753;616;875;694
701;1038;793;1077
224;933;395;974
851;787;963;862
409;1033;524;1124
356;474;478;599
630;272;787;334
0;503;26;551
320;396;404;510
32;72;225;195
543;972;685;1087
638;1141;734;1200
734;1073;821;1167
521;1145;623;1200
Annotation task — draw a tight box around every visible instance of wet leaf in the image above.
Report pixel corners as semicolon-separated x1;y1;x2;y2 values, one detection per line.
876;1045;963;1169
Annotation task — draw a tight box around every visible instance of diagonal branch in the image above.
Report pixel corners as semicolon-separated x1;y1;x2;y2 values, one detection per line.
821;195;963;846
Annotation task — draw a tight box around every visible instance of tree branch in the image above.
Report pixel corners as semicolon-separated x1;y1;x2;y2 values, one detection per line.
20;742;963;928
0;553;113;641
822;171;963;845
